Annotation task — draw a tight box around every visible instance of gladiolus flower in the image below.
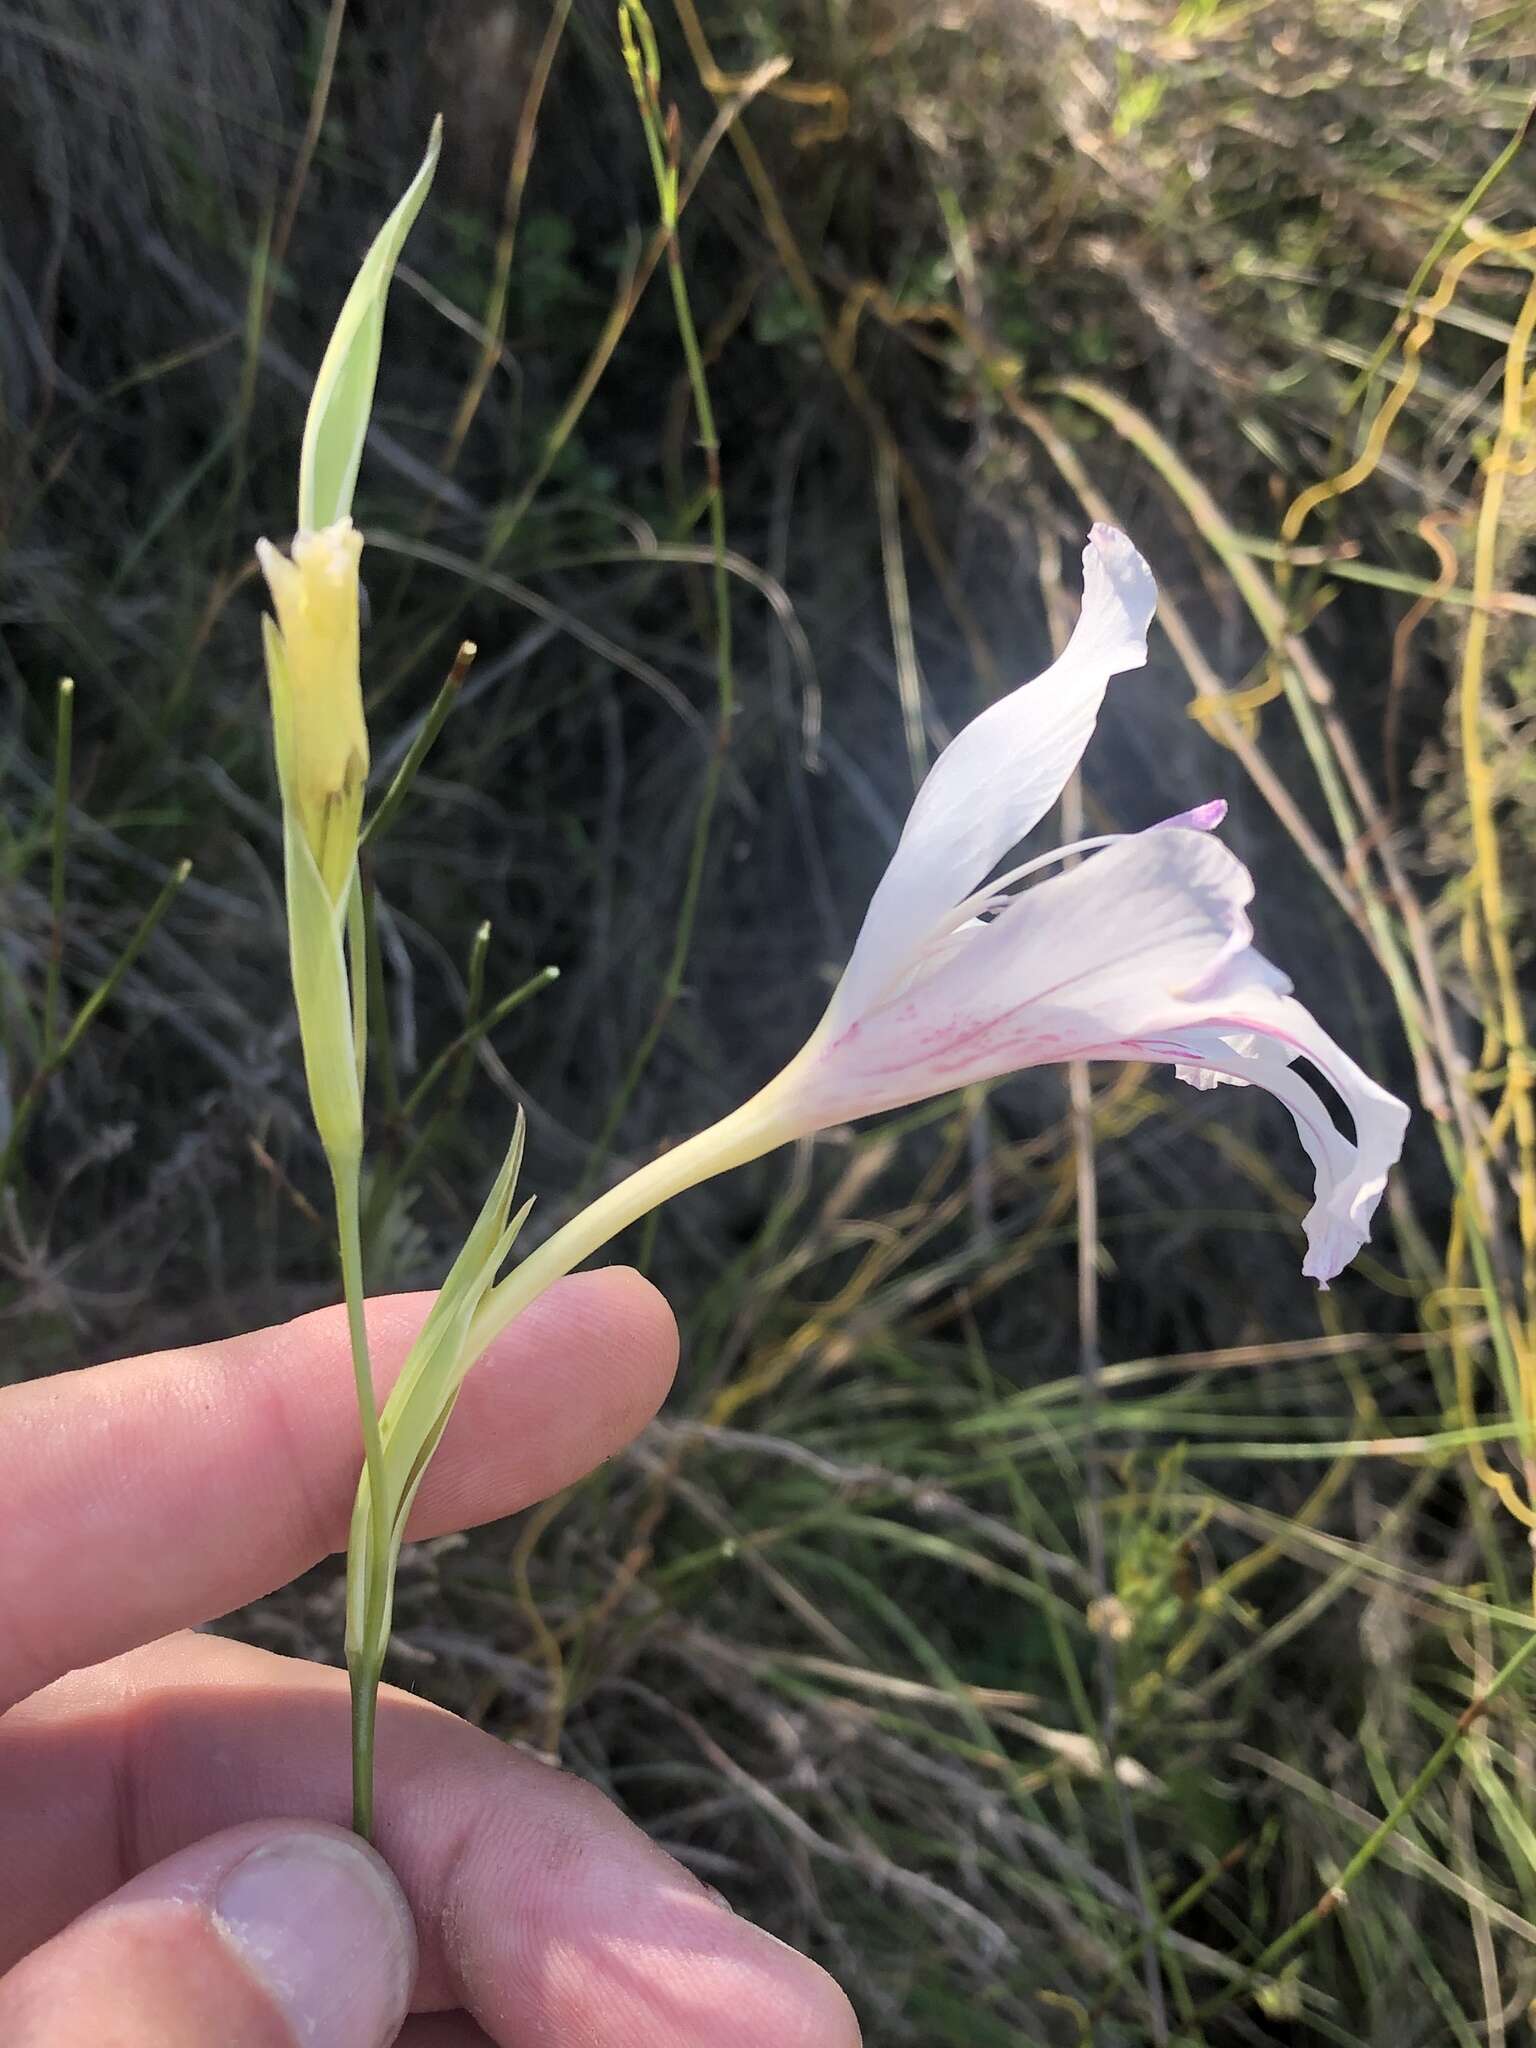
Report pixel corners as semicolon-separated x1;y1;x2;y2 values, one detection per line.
256;517;368;904
761;523;1408;1284
472;521;1408;1364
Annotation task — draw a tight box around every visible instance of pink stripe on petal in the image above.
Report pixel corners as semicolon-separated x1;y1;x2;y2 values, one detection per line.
790;828;1254;1119
779;819;1407;1284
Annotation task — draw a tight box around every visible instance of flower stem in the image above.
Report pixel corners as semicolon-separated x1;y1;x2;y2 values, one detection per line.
344;1085;796;1846
330;1154;391;1841
349;1645;383;1838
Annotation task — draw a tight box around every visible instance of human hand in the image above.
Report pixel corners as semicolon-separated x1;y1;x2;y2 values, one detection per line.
0;1273;860;2047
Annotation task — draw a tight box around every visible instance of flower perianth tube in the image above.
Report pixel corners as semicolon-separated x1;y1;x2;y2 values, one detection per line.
467;1090;797;1357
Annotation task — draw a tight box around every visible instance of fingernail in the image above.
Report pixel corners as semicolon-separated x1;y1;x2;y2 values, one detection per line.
214;1831;416;2048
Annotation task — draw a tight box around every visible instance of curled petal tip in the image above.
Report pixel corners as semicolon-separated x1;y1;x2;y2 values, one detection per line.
1087;520;1133;552
1159;798;1228;833
1081;524;1156;665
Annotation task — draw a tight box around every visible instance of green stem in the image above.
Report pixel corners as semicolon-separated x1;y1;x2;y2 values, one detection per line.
348;1648;383;1839
0;858;190;1199
1339;101;1533;422
361;640;476;851
361;962;557;1257
335;1168;385;1492
403;966;558;1121
43;677;74;1061
331;1157;391;1841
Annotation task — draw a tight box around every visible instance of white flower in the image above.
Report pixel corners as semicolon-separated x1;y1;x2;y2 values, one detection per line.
473;522;1410;1363
763;524;1408;1285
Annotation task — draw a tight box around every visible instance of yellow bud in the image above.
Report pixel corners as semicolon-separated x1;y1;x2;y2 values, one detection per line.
257;518;369;901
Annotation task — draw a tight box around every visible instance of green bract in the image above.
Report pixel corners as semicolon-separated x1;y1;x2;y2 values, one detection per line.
297;116;442;534
346;1118;530;1663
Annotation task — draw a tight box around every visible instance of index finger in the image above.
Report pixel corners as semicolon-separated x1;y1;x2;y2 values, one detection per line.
0;1270;677;1709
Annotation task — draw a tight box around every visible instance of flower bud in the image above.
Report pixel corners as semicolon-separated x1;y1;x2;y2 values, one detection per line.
257;518;368;902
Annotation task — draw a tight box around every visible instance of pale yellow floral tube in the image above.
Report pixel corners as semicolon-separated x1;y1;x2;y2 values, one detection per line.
467;1088;795;1357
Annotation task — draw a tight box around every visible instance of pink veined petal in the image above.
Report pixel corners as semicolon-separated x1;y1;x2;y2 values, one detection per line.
827;524;1157;1028
947;796;1229;934
787;826;1255;1122
887;798;1232;1005
777;824;1408;1282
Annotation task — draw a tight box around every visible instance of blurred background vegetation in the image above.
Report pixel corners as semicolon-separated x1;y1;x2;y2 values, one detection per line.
4;1;1536;2039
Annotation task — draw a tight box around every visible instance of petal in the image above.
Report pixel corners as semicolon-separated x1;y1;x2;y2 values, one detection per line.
947;796;1228;934
882;794;1233;1018
1172;1025;1257;1089
1160;1015;1408;1286
255;535;302;626
828;524;1157;1026
778;825;1407;1282
1156;797;1228;833
788;827;1255;1121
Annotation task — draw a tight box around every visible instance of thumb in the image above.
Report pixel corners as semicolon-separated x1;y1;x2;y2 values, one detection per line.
0;1821;417;2048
